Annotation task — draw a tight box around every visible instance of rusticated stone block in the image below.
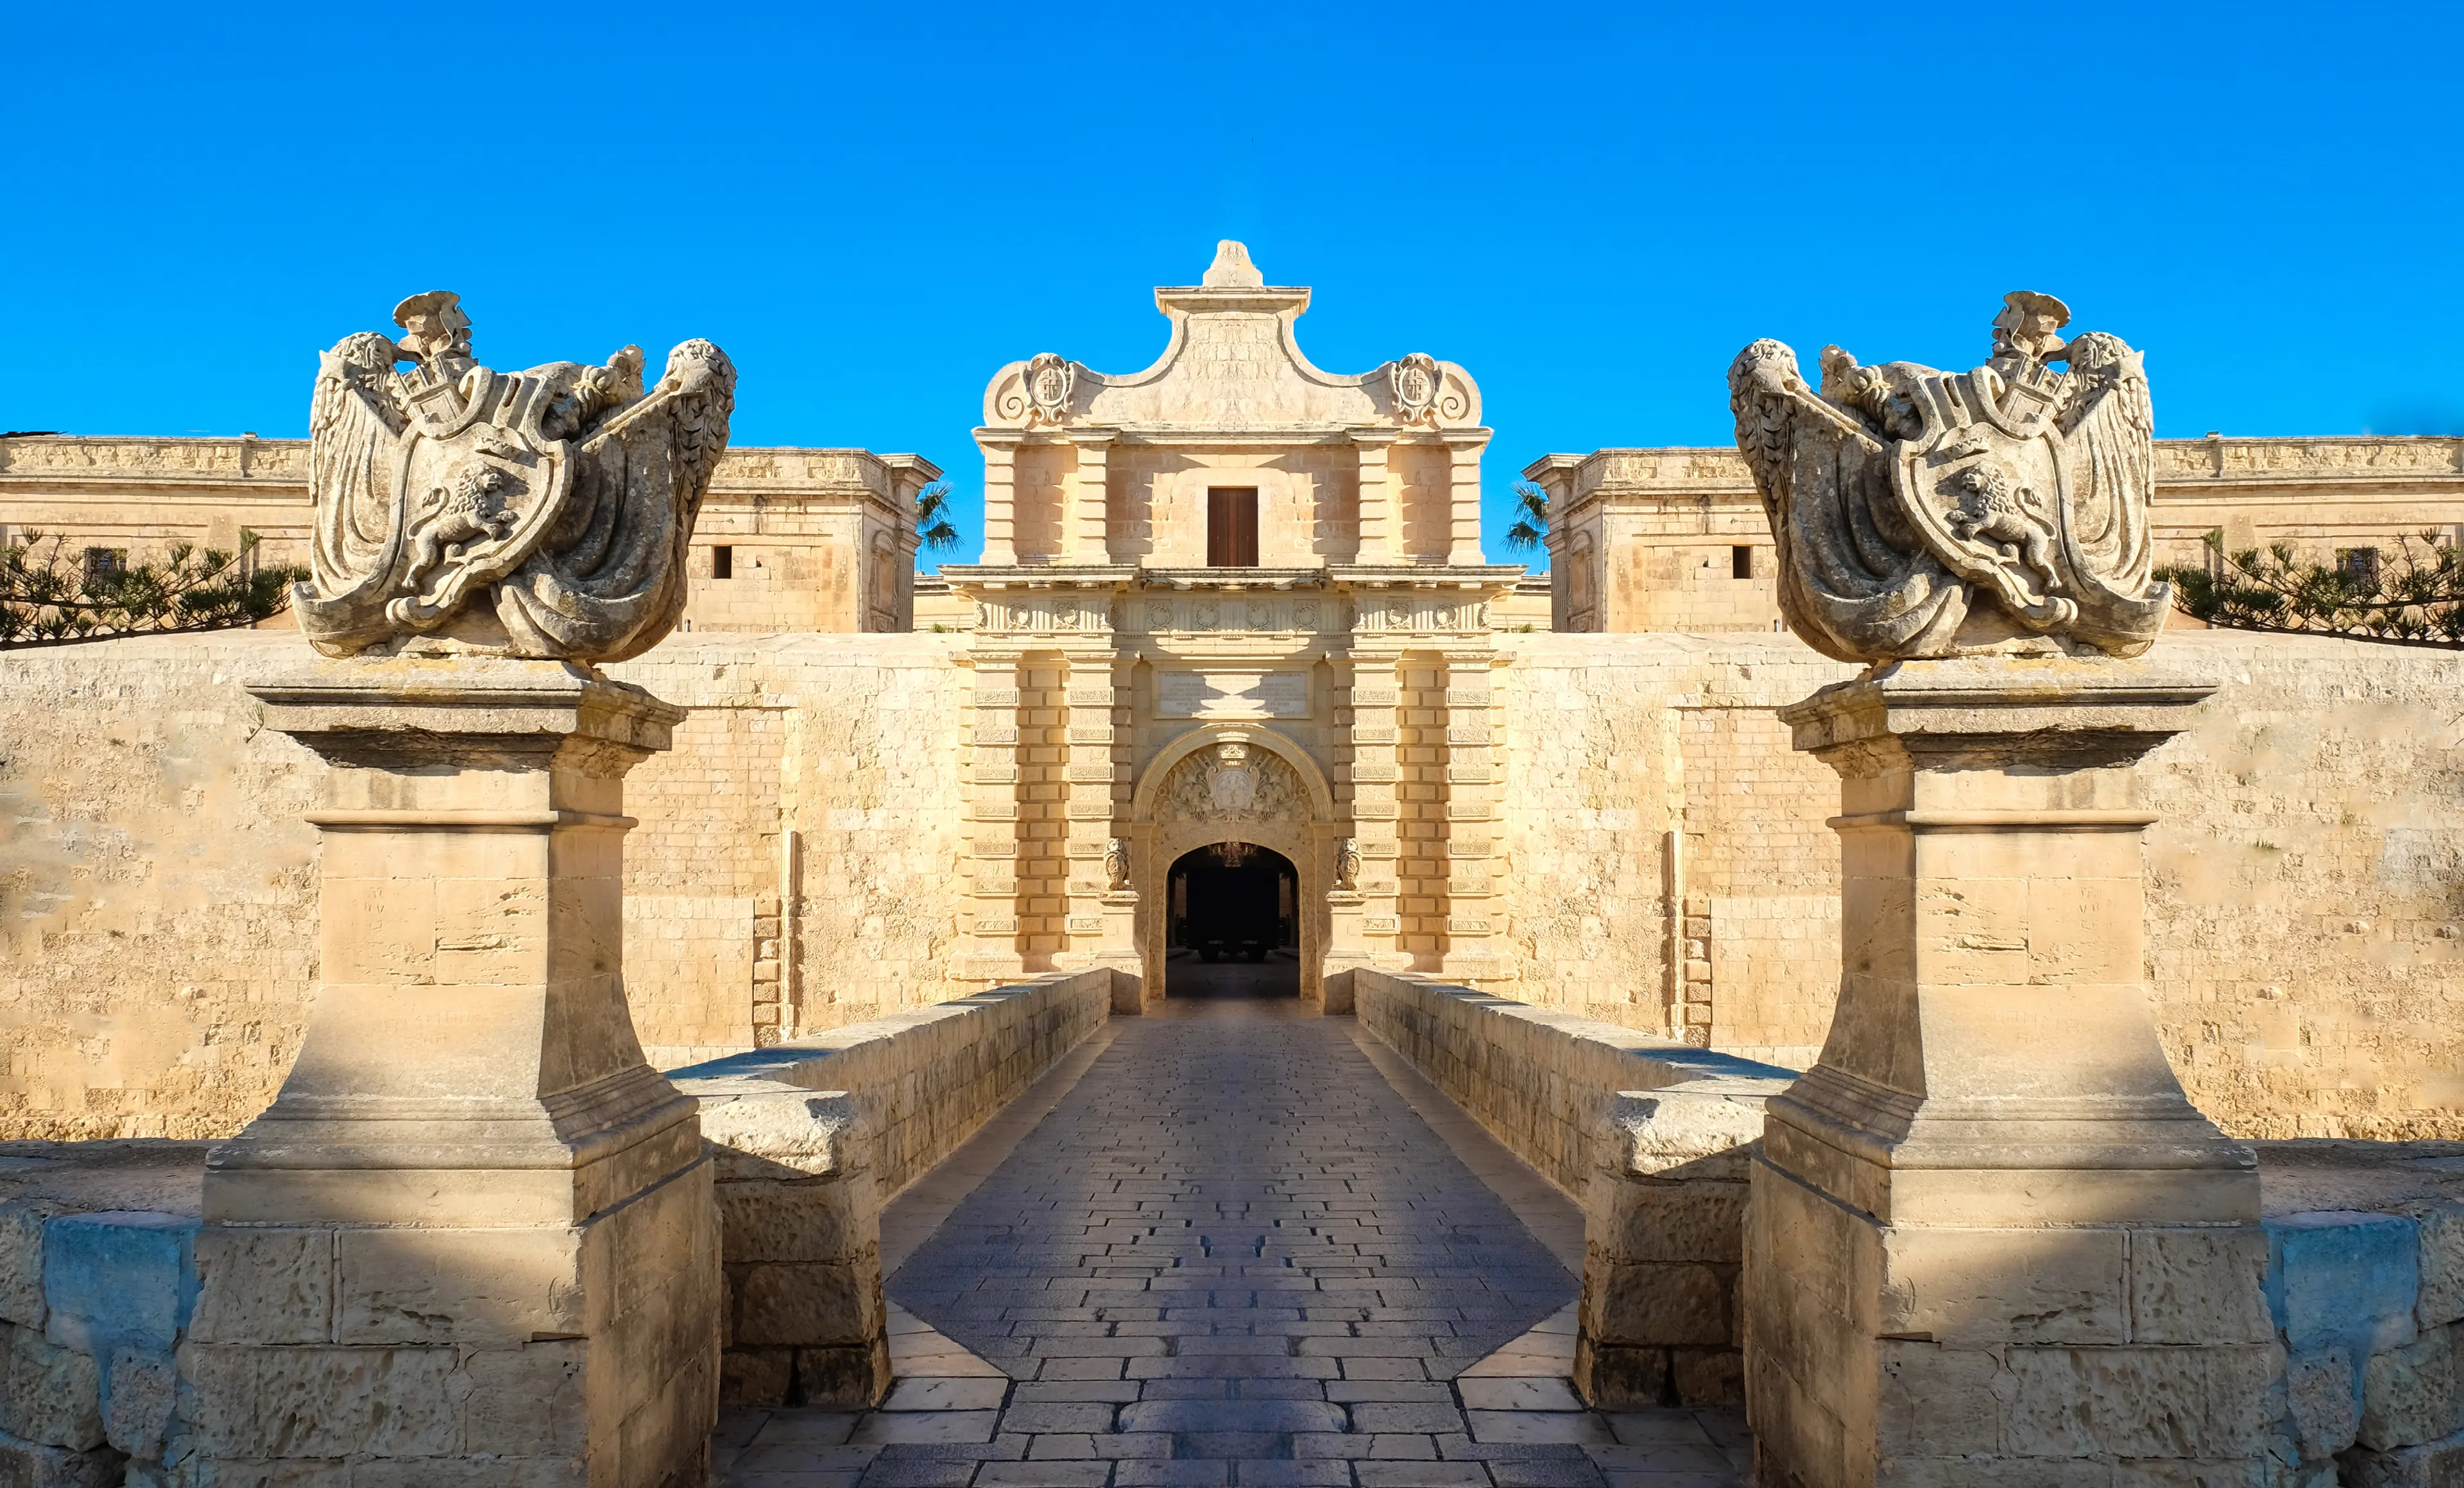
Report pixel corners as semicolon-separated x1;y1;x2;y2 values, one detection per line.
729;1259;880;1348
41;1212;195;1360
1592;1177;1747;1263
188;1226;332;1345
2270;1211;2420;1357
1879;1227;2127;1346
0;1323;104;1451
1583;1260;1733;1347
714;1180;869;1264
179;1343;458;1458
2130;1225;2274;1345
2360;1321;2463;1451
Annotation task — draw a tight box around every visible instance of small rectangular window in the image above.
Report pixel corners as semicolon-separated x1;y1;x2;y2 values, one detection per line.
1731;545;1754;579
83;547;127;587
713;545;734;580
2337;547;2381;586
1207;488;1260;567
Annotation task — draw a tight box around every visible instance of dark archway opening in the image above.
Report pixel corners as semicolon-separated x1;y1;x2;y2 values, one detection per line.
1165;842;1299;998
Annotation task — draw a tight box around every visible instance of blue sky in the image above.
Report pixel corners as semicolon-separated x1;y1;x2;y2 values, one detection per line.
4;2;2460;566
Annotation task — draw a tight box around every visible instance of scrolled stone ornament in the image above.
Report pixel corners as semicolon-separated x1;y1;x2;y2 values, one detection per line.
1727;291;2168;663
295;291;737;662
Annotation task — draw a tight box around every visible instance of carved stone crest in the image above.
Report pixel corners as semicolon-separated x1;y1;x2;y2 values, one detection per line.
1727;291;2166;662
1024;352;1075;427
1208;741;1256;815
1390;352;1442;425
296;291;735;661
1154;739;1306;826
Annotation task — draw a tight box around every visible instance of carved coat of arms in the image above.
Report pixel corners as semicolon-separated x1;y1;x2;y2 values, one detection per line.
1390;352;1442;425
295;291;735;661
1023;352;1076;427
1207;742;1258;815
1727;291;2167;662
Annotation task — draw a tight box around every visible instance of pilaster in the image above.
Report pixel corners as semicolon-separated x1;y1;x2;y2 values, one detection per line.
1444;431;1489;567
961;650;1025;984
1069;431;1116;564
1060;644;1127;966
1344;652;1404;966
1351;431;1399;564
977;431;1021;565
1439;648;1506;984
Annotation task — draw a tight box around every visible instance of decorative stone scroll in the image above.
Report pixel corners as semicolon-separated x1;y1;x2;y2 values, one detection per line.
296;291;736;662
1727;291;2167;662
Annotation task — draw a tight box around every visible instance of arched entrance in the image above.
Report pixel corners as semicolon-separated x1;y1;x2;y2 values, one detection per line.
1165;842;1299;998
1133;727;1335;1006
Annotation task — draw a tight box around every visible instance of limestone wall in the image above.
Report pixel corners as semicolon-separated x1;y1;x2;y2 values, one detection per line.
0;631;970;1140
1493;629;2464;1138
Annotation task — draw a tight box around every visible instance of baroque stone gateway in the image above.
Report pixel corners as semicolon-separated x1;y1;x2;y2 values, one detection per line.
3;252;2464;1487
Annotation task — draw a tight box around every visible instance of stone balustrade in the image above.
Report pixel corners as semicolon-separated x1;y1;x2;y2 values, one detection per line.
1348;968;1797;1408
669;968;1118;1407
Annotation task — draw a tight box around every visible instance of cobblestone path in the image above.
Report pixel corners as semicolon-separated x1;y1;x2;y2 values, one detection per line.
717;975;1747;1487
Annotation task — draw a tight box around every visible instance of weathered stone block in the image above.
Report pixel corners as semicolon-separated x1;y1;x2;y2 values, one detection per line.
2002;1344;2280;1461
334;1228;585;1347
1593;1178;1747;1264
2269;1211;2420;1357
1571;1338;1666;1410
0;1324;104;1451
455;1342;586;1457
41;1213;196;1358
2360;1321;2463;1452
2285;1345;2360;1460
0;1424;122;1488
729;1260;880;1348
104;1349;173;1462
2343;1422;2464;1488
2415;1202;2464;1331
187;1227;332;1346
713;1181;869;1264
1879;1227;2127;1346
178;1344;458;1458
793;1339;891;1410
0;1208;49;1331
718;1346;792;1408
2131;1226;2275;1345
1668;1346;1743;1407
1874;1341;2001;1457
1583;1261;1731;1347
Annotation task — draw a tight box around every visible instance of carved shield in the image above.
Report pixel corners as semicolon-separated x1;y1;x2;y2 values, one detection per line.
385;370;572;631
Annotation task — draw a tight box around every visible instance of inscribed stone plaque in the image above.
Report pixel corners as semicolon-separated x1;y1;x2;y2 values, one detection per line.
1154;672;1310;719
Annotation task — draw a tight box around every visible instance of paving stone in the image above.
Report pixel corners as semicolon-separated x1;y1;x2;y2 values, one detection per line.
851;1412;1005;1445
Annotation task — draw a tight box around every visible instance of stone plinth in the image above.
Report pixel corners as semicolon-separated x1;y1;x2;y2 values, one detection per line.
1746;656;2273;1487
191;658;719;1488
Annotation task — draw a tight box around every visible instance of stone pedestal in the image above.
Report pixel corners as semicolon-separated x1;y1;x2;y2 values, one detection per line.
1099;890;1144;1011
1322;889;1368;1013
1745;657;2275;1487
188;658;720;1488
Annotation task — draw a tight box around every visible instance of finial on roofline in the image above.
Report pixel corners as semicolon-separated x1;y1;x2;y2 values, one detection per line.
1202;241;1264;288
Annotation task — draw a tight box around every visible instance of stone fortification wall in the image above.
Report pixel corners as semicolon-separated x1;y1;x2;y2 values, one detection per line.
1352;970;1792;1407
1494;629;2464;1139
0;631;969;1140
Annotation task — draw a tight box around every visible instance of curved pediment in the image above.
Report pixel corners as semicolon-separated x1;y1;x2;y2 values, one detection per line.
981;242;1482;434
